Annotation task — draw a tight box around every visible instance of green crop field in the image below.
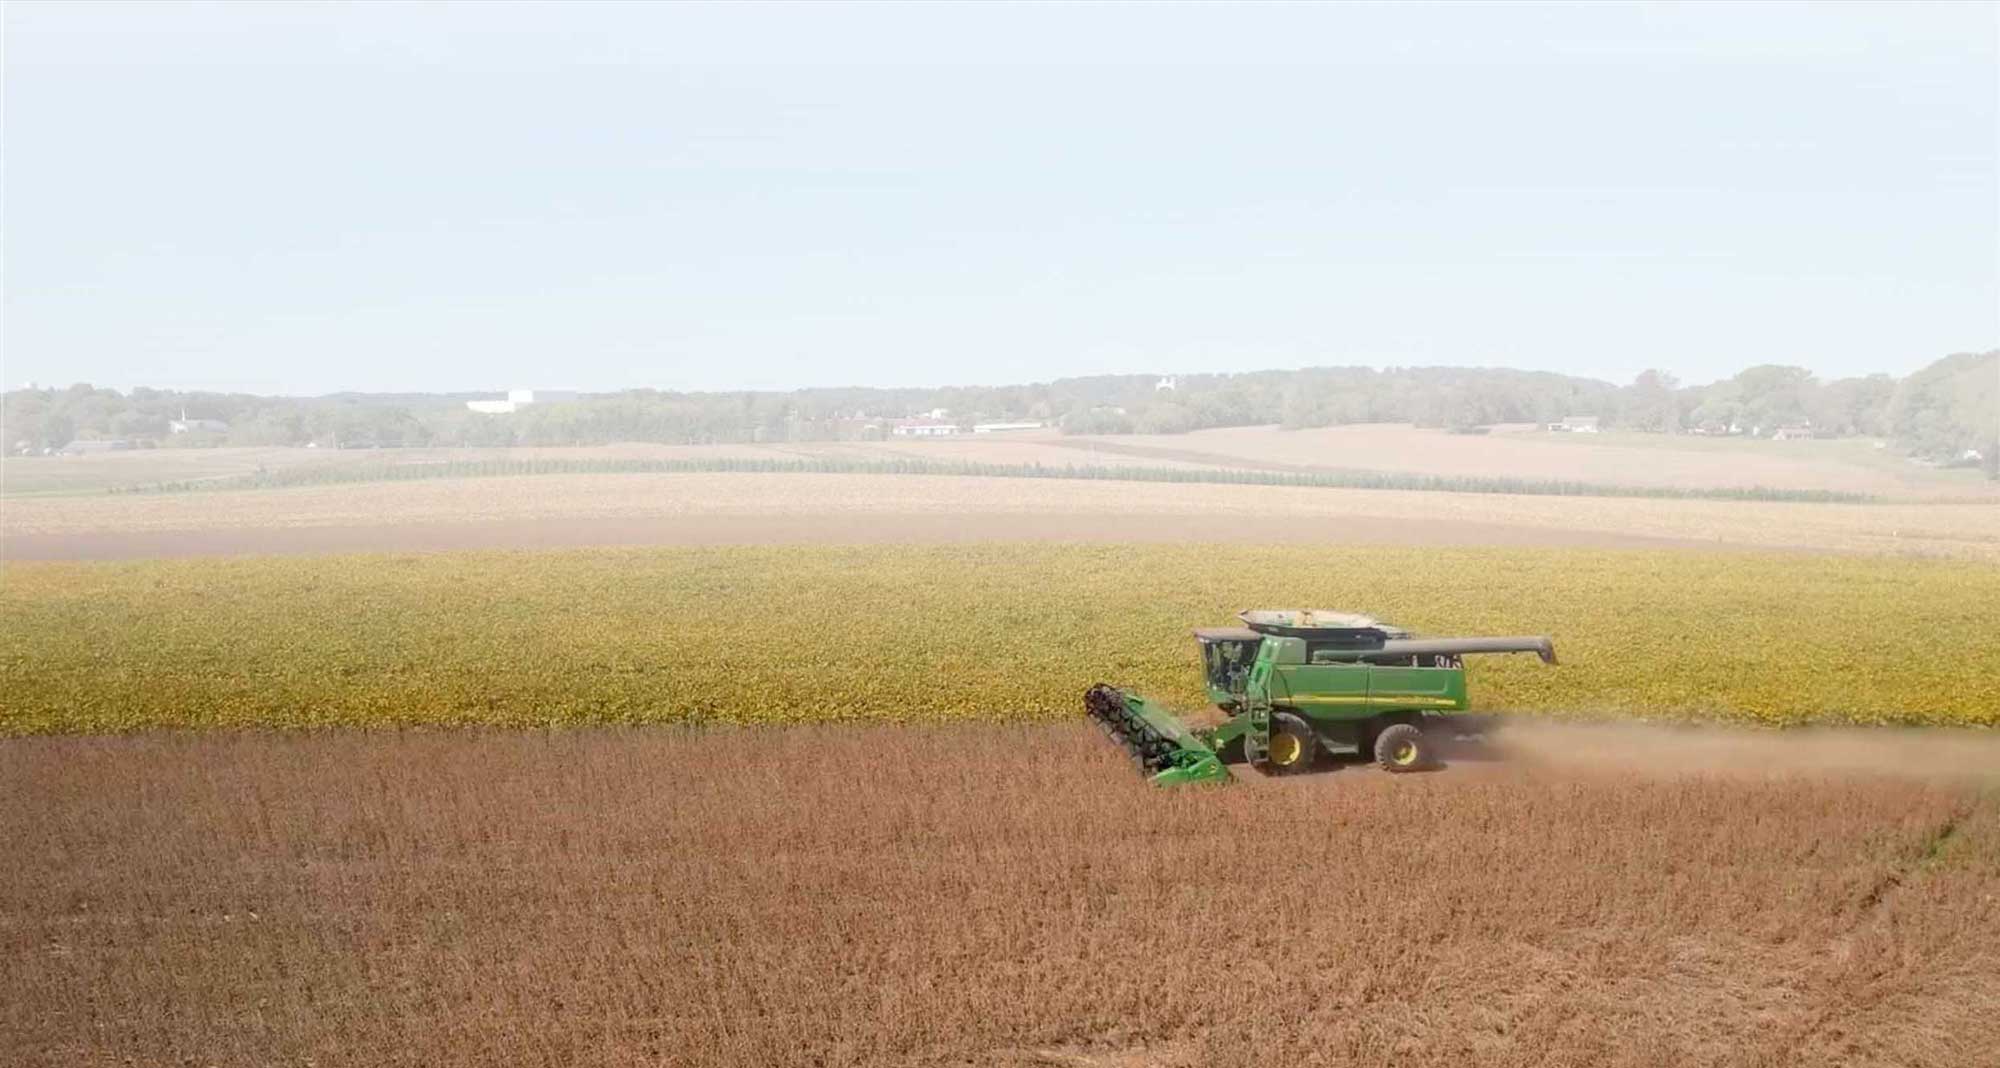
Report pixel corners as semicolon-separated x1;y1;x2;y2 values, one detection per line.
3;545;1996;734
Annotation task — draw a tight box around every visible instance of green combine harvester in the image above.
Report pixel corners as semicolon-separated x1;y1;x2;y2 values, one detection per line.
1085;610;1556;785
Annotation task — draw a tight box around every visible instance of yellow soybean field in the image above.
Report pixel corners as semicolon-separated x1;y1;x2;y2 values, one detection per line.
2;545;1996;734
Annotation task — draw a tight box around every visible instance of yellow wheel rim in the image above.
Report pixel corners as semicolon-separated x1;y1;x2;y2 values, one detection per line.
1392;740;1419;766
1269;732;1302;766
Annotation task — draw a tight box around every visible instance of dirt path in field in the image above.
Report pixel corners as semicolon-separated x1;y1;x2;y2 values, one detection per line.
0;511;1723;561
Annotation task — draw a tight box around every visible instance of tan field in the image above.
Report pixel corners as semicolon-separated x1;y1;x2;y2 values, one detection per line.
5;724;1996;1068
5;472;1996;562
1083;424;1997;500
9;425;1991;564
8;424;1992;502
0;437;1200;498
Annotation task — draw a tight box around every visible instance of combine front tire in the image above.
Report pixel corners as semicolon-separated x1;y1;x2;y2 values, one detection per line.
1374;722;1432;773
1261;713;1318;776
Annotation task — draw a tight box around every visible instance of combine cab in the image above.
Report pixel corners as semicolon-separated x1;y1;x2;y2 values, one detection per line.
1085;610;1555;785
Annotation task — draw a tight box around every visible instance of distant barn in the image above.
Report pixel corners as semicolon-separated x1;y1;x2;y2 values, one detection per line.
168;417;228;434
890;419;961;437
466;388;580;414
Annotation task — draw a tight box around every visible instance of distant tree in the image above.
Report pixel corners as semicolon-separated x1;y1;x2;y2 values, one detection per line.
1433;384;1492;430
41;412;75;449
1731;365;1816;431
110;409;170;439
2;353;1983;454
1622;370;1681;432
1808;375;1896;437
1279;384;1328;428
1689;379;1743;432
1058;407;1133;434
1886;351;1999;459
1133;401;1198;435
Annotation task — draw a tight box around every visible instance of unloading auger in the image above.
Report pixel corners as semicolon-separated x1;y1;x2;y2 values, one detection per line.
1085;610;1556;785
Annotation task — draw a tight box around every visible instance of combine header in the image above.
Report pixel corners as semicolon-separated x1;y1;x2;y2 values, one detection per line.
1085;610;1555;785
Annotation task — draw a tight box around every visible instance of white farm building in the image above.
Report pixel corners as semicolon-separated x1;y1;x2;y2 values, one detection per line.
467;389;580;414
891;419;962;437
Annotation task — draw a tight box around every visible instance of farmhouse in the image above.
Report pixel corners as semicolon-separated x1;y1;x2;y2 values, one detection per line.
466;388;581;414
1547;416;1600;433
891;419;962;437
168;417;229;434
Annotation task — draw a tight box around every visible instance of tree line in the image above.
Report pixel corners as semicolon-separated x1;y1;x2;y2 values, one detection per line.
5;351;1995;475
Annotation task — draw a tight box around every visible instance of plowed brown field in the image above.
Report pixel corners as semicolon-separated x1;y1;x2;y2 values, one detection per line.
6;725;1996;1068
7;472;1997;560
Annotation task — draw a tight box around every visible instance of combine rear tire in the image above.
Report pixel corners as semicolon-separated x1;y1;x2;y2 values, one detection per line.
1374;722;1432;773
1261;713;1318;776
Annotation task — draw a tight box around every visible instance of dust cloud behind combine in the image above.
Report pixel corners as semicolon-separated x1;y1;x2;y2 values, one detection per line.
1490;721;2000;785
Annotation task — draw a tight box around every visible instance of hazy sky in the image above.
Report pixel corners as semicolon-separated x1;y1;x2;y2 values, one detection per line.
5;2;1995;395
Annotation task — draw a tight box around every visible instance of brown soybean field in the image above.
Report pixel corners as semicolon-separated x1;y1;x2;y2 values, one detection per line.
5;727;1999;1068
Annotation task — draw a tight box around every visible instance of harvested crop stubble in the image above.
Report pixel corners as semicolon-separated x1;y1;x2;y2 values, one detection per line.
2;545;1996;733
7;474;2000;562
94;454;1885;503
2;726;1996;1067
